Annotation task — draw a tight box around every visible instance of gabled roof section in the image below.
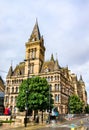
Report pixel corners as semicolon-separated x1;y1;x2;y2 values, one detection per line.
7;65;13;77
41;54;61;73
13;62;25;76
41;60;55;73
29;20;41;42
0;76;4;84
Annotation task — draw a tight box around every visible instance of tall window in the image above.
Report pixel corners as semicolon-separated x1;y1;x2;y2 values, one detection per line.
51;76;53;81
48;76;50;82
55;94;60;102
30;48;36;59
16;87;18;93
5;96;9;102
32;50;34;59
30;63;34;73
54;76;57;80
55;84;59;91
15;96;17;103
33;48;36;59
49;84;52;91
6;87;9;93
11;96;13;103
12;87;14;93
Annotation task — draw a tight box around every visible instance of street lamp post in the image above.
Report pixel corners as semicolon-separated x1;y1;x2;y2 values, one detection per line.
24;90;28;127
48;86;50;123
24;59;30;127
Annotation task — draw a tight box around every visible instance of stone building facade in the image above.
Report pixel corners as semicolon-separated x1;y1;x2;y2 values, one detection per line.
0;76;5;114
0;76;5;92
4;21;87;114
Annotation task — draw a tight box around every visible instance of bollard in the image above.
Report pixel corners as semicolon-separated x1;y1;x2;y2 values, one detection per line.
80;120;83;126
71;127;75;130
71;124;76;130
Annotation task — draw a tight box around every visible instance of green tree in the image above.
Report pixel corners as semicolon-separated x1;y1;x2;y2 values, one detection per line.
68;95;84;114
16;76;54;121
84;104;89;113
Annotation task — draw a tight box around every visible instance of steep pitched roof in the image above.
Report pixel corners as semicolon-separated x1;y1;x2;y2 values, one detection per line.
41;54;61;73
7;66;13;77
41;60;55;73
29;20;41;42
54;59;60;71
0;76;4;84
13;62;25;76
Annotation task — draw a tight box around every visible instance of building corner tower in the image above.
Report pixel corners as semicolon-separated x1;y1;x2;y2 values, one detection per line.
25;20;45;77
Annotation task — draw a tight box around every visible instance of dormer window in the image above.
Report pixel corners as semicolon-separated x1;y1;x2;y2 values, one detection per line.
32;38;35;42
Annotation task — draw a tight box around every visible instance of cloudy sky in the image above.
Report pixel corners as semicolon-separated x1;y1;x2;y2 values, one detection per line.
0;0;89;102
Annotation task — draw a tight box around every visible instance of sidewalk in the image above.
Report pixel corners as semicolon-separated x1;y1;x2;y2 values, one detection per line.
1;122;47;130
1;122;87;130
0;119;80;130
1;115;89;130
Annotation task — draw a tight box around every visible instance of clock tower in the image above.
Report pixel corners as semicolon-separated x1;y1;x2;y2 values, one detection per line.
25;20;45;77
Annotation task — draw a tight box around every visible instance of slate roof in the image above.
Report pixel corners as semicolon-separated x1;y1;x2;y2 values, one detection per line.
7;62;25;77
29;19;41;42
13;62;25;76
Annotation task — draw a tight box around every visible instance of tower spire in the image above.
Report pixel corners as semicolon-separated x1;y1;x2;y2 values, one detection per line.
36;18;38;25
79;75;84;82
11;60;13;67
50;54;54;61
7;65;13;78
54;58;59;71
29;19;41;42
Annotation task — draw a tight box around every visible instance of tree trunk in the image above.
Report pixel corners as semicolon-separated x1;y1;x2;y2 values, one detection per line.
42;110;43;123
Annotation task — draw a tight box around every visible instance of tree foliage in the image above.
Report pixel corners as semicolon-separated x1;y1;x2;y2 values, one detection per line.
68;95;84;114
84;104;89;113
16;76;54;112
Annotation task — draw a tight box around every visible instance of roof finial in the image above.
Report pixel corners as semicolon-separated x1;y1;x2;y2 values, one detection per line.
36;18;38;25
79;75;83;82
56;53;58;60
29;19;41;42
7;63;13;78
11;60;13;67
50;54;54;61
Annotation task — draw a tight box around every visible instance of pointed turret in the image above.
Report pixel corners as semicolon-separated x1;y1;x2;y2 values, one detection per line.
7;65;13;77
50;54;54;61
54;59;59;71
79;75;84;82
29;19;41;42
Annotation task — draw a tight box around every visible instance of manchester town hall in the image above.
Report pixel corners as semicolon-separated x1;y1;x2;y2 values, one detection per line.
4;21;87;114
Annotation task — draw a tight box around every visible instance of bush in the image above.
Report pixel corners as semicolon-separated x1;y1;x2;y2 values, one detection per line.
0;120;14;124
2;120;14;123
0;121;2;126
